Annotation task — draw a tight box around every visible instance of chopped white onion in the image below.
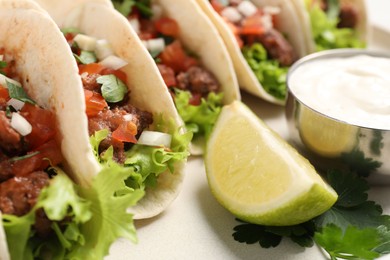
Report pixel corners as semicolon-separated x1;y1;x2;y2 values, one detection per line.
73;34;97;51
137;131;172;148
151;4;163;20
261;14;273;31
123;114;133;121
141;40;148;48
221;7;242;23
7;98;25;111
95;39;114;60
128;18;140;34
0;74;22;88
263;6;281;15
99;55;128;70
237;1;258;17
11;113;32;136
146;38;165;54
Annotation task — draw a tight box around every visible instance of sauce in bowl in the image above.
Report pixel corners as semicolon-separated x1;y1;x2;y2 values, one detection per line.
289;55;390;130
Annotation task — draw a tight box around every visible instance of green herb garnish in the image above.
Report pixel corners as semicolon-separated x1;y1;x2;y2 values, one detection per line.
232;169;390;260
74;51;97;65
10;151;40;162
0;60;7;75
97;74;128;103
112;0;152;18
6;81;35;104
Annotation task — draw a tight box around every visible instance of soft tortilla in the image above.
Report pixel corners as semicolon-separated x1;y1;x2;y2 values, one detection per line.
291;0;369;53
0;0;98;187
195;0;308;105
155;0;241;106
40;2;188;219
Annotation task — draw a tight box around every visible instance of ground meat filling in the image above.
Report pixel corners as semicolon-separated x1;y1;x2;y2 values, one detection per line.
88;103;153;164
337;4;359;29
0;171;49;216
176;66;219;96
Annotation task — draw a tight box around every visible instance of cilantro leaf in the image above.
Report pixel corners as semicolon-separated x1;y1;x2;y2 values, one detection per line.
341;149;382;177
0;60;7;75
112;0;135;17
6;81;36;104
97;74;128;103
73;51;97;65
315;225;381;260
233;222;282;248
233;220;315;248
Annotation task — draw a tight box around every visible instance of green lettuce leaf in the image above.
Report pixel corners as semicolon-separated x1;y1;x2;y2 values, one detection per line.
2;164;143;260
242;43;287;100
308;3;365;51
2;169;92;260
90;115;191;192
66;162;144;259
174;90;223;141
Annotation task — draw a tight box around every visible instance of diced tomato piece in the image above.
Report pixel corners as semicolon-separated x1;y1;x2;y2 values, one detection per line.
101;68;128;83
157;64;177;87
139;18;158;40
112;121;138;143
78;63;105;75
240;12;265;36
182;57;199;71
159;41;199;73
210;0;225;14
84;89;108;117
35;139;63;169
12;140;63;176
20;103;57;150
0;85;9;104
189;93;202;106
65;32;75;43
154;17;180;37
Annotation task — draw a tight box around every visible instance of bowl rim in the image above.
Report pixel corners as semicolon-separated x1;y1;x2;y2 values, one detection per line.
286;48;390;131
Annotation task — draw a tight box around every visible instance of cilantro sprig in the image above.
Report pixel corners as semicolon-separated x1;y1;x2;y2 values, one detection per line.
232;167;390;260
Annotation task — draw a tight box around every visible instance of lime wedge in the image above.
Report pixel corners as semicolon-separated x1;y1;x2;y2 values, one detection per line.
205;101;337;226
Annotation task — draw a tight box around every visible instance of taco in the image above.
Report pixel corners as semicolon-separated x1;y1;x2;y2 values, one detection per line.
33;0;192;219
194;0;309;105
111;0;241;153
0;0;142;259
292;0;368;52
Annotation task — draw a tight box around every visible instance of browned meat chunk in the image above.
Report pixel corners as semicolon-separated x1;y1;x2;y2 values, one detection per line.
244;28;296;66
176;66;219;96
0;171;49;216
338;4;358;28
0;111;24;155
88;105;153;163
34;208;52;238
81;73;101;92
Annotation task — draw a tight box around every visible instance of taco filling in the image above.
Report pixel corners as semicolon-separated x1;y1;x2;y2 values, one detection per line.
210;0;295;100
305;0;365;51
0;49;90;259
64;29;190;192
113;0;224;142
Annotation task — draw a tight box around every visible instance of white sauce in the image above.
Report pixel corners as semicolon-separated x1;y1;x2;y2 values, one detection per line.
289;55;390;130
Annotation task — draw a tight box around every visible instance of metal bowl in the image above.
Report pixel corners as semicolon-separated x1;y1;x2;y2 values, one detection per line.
286;49;390;184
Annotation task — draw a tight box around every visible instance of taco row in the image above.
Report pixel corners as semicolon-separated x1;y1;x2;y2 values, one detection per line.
0;0;368;259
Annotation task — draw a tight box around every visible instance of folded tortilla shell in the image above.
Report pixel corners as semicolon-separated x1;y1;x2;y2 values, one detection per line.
38;2;187;219
0;0;98;188
0;212;10;260
195;0;309;105
291;0;369;54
